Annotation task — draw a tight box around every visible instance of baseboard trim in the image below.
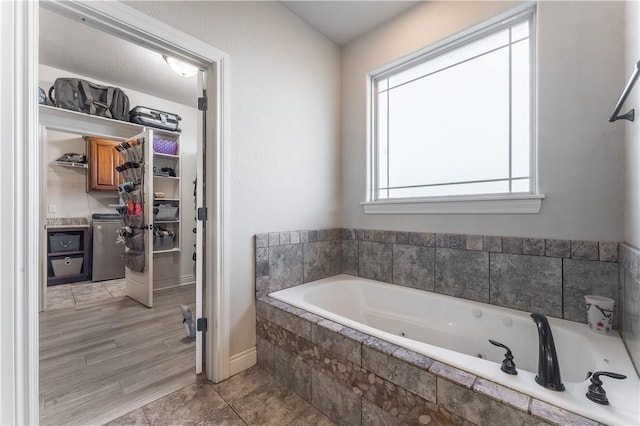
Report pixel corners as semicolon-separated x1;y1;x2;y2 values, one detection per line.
229;347;257;376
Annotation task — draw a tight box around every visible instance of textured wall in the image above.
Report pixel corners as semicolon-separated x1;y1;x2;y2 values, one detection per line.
127;1;342;356
341;1;625;241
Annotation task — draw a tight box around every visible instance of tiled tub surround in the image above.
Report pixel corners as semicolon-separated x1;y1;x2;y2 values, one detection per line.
619;243;640;374
255;228;619;325
256;296;612;426
265;276;640;425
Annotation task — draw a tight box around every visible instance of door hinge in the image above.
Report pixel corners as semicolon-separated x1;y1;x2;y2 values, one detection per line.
197;207;208;221
198;97;208;111
197;317;208;332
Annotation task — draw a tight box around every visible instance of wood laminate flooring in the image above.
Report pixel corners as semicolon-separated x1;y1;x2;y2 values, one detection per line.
39;285;196;425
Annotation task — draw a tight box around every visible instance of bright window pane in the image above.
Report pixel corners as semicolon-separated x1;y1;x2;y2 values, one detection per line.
373;11;534;201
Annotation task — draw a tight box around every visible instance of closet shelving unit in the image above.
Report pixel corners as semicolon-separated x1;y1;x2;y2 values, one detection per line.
40;104;184;307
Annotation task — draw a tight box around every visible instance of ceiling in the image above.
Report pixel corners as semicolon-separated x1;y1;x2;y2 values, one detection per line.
281;1;418;46
39;2;418;107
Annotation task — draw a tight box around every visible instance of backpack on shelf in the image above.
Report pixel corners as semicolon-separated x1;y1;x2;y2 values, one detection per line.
48;78;130;121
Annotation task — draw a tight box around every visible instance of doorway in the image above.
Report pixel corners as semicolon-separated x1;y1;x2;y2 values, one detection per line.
2;1;231;424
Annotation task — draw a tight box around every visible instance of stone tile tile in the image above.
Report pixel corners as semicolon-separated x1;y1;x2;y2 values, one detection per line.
392;244;435;291
303;241;333;282
313;319;363;364
300;230;310;243
268;245;303;291
374;230;386;242
71;283;112;304
472;378;529;412
213;365;283;404
523;238;545;256
255;233;268;248
545;239;570;258
256;336;275;376
309;230;318;242
491;253;563;317
103;279;126;297
268;232;280;247
289;406;336;426
46;284;75;310
231;384;309;426
483;236;502;252
255;276;269;294
311;369;361;426
436;233;450;248
342;228;355;240
395;232;408;245
437;379;545;426
363;229;375;242
530;399;598;426
255;247;268;277
563;259;618;323
104;408;149;425
392;348;432;370
363;345;436;402
502;237;523;255
355;229;365;241
361;399;404;426
408;232;435;247
359;241;392;282
280;232;291;245
330;240;342;276
435;248;489;303
465;234;483;251
195;405;246;426
363;336;400;356
623;269;640;370
384;231;397;244
317;229;328;241
274;346;311;401
342;240;358;276
571;241;598;261
599;241;618;262
448;234;466;250
142;382;227;426
290;231;300;244
428;361;476;389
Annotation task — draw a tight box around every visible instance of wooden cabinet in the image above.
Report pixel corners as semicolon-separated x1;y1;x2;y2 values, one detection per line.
86;137;123;191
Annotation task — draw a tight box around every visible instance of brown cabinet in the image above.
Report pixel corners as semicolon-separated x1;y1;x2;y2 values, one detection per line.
86;137;123;191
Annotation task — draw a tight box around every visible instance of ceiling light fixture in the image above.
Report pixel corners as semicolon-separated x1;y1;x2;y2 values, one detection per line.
163;55;198;78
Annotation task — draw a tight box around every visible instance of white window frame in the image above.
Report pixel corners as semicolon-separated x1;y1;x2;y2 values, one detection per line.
363;3;544;215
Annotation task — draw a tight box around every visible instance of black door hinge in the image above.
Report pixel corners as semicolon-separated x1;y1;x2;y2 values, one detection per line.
197;317;207;332
198;97;208;111
197;207;208;221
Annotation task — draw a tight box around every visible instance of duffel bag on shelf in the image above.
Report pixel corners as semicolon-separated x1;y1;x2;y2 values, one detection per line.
48;78;130;121
129;106;181;133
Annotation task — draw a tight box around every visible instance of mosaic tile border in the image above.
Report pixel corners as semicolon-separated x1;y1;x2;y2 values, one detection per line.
256;296;601;426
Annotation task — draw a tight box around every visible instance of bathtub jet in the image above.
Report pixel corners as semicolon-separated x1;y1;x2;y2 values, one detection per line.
531;312;565;391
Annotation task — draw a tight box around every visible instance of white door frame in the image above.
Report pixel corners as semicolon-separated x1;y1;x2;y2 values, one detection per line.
1;1;231;423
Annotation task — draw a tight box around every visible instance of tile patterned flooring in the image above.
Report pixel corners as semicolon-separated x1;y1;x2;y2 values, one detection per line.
106;366;336;426
47;278;127;310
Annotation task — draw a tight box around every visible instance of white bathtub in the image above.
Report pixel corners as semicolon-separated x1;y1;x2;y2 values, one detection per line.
269;275;640;425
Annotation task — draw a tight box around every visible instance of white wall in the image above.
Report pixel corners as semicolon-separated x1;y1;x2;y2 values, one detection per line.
126;1;342;356
625;0;640;247
342;1;625;242
39;64;198;289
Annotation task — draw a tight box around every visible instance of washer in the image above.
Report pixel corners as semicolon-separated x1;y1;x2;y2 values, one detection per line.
91;213;125;281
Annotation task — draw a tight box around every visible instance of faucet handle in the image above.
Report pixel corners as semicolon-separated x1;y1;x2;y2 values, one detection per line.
586;371;627;405
489;340;517;375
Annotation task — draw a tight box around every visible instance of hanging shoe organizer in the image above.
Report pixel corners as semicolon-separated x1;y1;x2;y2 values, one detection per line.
116;137;146;272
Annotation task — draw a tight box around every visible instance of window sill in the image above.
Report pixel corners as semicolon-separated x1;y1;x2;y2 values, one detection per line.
361;194;545;215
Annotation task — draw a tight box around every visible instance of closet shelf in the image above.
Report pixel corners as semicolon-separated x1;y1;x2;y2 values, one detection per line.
50;160;88;169
40;104;143;140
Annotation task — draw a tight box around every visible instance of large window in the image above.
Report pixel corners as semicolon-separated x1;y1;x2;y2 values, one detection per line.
370;7;536;206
